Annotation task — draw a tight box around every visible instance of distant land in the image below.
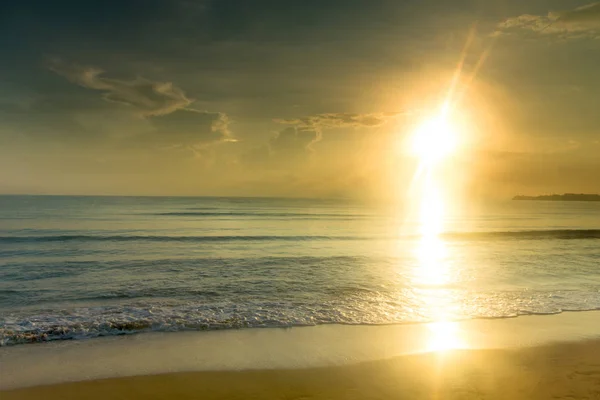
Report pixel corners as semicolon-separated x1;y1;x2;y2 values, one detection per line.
513;193;600;202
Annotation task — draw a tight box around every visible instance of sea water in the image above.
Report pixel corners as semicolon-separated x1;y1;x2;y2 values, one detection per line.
1;195;599;346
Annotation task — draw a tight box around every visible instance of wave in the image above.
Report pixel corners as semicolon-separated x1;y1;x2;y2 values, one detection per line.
442;229;600;240
0;235;366;244
154;211;371;219
1;229;599;244
3;307;600;346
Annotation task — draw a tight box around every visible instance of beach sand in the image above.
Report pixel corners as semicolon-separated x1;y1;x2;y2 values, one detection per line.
3;338;600;400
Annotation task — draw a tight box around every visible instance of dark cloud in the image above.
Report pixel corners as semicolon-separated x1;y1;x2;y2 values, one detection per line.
0;0;179;54
47;58;193;116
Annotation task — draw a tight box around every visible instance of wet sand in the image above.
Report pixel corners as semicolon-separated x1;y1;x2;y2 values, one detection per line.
3;338;600;400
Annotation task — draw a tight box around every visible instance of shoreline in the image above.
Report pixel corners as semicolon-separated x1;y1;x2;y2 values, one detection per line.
3;307;600;348
3;338;600;399
1;310;599;392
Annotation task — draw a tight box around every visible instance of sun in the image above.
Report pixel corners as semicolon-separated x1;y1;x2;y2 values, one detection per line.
409;113;459;166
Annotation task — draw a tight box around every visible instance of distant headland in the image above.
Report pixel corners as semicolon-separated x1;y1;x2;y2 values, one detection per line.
513;193;600;202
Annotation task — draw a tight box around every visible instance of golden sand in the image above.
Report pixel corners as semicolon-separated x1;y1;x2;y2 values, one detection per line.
3;339;600;400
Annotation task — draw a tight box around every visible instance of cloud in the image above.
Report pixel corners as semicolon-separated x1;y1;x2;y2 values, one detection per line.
242;126;319;168
270;126;319;154
495;2;600;39
148;109;233;150
242;111;401;169
275;112;401;130
47;58;193;116
272;112;401;153
44;58;234;150
554;2;600;24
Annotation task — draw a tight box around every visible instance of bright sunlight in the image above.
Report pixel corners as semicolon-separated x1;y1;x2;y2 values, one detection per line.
409;109;459;167
406;104;464;352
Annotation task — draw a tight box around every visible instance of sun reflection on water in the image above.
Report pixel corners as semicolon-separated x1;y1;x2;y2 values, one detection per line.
414;175;450;287
414;185;465;351
408;112;466;352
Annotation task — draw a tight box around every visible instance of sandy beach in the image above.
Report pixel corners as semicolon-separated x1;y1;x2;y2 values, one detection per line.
2;312;600;400
3;338;600;400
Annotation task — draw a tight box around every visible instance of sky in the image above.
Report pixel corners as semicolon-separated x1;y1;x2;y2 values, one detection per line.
0;0;598;199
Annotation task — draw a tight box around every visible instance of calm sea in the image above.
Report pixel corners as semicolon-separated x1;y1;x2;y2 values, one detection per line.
1;195;599;346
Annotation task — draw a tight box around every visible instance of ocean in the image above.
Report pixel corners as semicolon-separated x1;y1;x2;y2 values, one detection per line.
1;195;599;346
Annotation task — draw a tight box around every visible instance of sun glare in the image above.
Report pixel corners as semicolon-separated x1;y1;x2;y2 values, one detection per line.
403;105;466;352
410;114;459;166
426;321;464;352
